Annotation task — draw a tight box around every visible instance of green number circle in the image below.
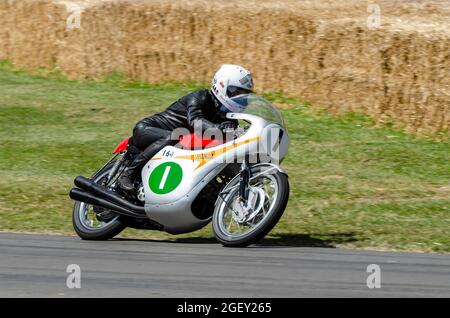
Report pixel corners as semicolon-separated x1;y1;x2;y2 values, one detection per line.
149;162;183;194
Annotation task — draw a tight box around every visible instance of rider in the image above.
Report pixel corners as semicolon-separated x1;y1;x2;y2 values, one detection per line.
118;64;254;193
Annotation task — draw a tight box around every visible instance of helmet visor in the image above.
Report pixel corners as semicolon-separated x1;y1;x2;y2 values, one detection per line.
226;85;253;98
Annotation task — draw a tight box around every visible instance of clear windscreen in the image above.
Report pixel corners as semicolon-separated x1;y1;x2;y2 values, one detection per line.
230;94;285;128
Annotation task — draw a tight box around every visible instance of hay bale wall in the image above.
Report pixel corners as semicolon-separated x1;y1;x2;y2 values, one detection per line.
1;0;449;133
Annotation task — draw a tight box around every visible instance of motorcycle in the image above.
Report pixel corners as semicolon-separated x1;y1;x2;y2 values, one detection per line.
69;94;289;247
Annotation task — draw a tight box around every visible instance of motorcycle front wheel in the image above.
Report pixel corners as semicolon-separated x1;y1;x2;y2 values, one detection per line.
72;161;126;240
212;164;289;247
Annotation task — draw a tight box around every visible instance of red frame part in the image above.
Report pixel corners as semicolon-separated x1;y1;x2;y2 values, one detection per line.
113;137;130;154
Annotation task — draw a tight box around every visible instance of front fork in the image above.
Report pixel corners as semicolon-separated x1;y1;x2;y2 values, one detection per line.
239;159;252;203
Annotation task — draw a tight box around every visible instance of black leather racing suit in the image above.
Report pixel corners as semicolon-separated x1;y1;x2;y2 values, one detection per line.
121;89;234;191
130;88;233;152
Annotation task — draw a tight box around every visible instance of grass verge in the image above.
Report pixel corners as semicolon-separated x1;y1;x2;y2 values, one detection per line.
0;63;449;252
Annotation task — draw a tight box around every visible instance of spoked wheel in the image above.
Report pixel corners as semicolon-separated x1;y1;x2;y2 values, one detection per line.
213;164;289;247
72;162;126;240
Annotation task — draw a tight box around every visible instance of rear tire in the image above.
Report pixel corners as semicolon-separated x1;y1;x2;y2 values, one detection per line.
213;164;289;247
72;162;126;240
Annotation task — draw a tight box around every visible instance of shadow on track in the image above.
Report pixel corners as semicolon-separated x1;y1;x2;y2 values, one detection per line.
113;232;359;248
253;233;359;248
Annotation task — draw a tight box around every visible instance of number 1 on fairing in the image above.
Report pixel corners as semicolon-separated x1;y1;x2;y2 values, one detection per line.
159;166;172;189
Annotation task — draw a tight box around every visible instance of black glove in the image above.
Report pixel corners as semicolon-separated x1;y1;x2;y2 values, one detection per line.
219;121;237;131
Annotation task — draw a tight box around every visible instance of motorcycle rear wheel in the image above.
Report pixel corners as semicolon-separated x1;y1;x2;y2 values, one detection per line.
72;161;126;240
212;164;289;247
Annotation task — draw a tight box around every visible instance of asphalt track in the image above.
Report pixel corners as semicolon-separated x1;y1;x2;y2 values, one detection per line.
0;233;449;297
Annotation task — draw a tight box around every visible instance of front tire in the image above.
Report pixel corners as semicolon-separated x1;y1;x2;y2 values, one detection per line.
212;164;289;247
72;162;126;240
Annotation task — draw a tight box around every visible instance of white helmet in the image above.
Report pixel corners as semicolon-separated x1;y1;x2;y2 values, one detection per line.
211;64;254;113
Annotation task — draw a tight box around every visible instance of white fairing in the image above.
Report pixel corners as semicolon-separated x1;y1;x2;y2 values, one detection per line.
142;97;289;234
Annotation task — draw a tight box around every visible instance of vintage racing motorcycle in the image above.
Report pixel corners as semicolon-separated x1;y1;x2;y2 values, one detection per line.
69;94;289;247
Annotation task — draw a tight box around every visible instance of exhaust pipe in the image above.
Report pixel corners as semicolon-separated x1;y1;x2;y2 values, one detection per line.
69;188;147;219
74;176;145;214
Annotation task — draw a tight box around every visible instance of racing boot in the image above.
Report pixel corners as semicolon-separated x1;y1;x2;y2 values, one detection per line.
118;135;175;194
117;152;149;193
